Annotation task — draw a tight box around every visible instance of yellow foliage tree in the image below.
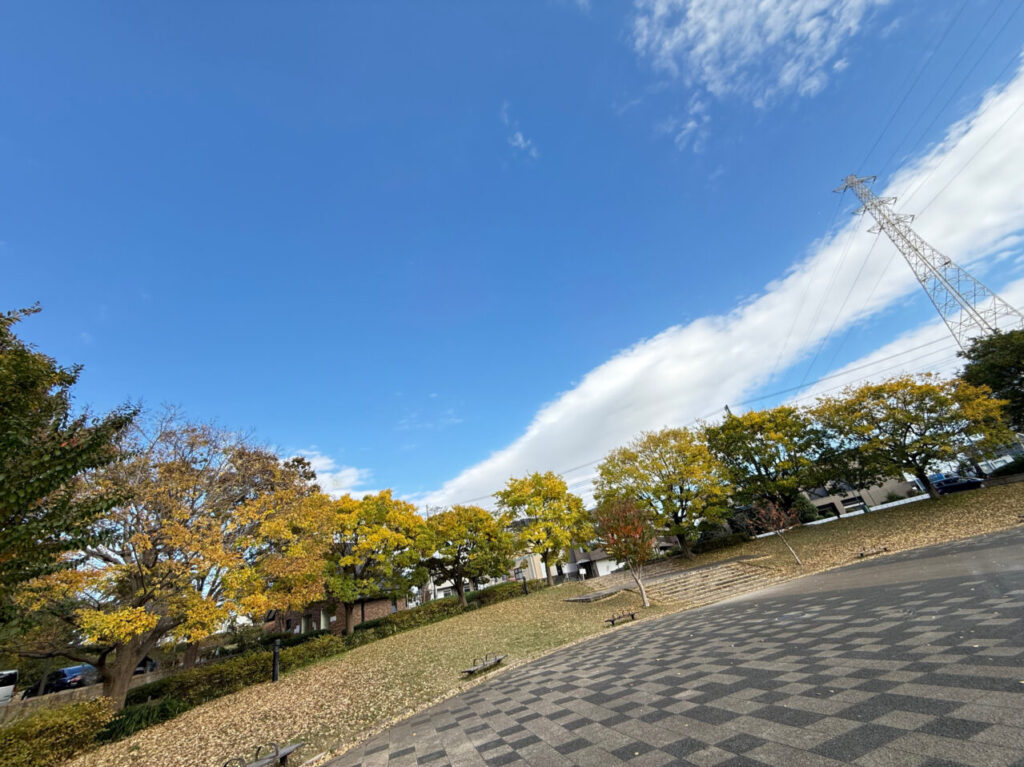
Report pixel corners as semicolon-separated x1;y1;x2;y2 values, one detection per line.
324;491;426;635
420;505;516;606
494;472;591;587
14;412;319;709
594;427;730;557
813;374;1012;499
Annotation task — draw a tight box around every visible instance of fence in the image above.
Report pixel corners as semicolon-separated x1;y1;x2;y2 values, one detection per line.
0;668;168;725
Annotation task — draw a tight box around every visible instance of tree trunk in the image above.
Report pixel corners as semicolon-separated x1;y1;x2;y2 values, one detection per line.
674;533;694;559
544;556;554;587
101;636;155;710
916;470;940;500
629;564;650;608
454;577;467;607
343;603;357;636
774;530;803;566
181;641;201;670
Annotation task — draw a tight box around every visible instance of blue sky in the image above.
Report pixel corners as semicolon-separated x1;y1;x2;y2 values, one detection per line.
4;1;1024;504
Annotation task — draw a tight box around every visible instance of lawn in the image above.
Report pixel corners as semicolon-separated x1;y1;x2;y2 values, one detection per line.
68;482;1023;767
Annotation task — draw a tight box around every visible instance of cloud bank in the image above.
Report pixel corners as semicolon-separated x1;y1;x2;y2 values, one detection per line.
424;56;1024;509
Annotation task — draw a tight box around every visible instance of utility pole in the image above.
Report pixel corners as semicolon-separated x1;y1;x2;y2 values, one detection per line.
835;174;1024;349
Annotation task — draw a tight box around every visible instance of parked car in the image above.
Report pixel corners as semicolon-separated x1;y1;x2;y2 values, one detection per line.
933;476;984;495
0;670;18;705
20;664;100;698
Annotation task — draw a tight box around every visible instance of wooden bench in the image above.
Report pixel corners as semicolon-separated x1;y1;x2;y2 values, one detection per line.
604;611;636;626
856;546;889;559
222;742;303;767
461;652;506;676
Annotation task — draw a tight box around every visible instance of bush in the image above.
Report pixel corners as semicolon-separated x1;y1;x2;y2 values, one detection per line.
98;697;190;742
353;616;388;632
793;495;820;524
692;532;751;554
0;698;113;767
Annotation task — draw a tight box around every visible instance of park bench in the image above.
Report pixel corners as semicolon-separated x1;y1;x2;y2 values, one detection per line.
461;652;506;676
856;546;889;559
604;611;636;626
221;741;304;767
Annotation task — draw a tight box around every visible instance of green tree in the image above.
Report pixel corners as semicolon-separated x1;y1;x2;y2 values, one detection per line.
703;406;822;515
420;505;515;606
325;491;425;634
13;413;316;709
494;472;591;587
0;306;136;611
814;374;1013;499
591;497;657;607
594;427;730;558
960;329;1024;432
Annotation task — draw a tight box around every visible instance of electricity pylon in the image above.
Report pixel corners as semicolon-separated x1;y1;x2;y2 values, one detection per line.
835;174;1024;349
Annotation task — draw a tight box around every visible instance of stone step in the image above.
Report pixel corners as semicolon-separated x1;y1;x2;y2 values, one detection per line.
644;566;780;604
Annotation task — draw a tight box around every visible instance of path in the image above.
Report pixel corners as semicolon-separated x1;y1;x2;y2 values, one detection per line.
329;527;1024;766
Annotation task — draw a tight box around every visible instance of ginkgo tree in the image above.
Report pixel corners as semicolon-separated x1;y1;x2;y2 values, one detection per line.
703;406;824;516
420;505;515;606
494;472;591;587
594;427;730;557
813;374;1012;499
324;491;426;634
13;412;318;709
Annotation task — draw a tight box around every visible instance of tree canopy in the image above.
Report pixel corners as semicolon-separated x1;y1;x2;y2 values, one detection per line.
591;497;657;607
594;427;729;556
494;472;590;586
420;505;515;606
703;406;822;515
814;374;1012;498
0;306;136;612
960;329;1024;432
13;413;317;708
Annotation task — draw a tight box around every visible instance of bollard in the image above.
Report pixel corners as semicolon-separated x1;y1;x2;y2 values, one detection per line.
272;639;281;682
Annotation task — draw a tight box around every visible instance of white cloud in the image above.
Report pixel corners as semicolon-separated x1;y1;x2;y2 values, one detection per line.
501;102;540;159
293;449;379;499
423;55;1024;510
633;0;887;105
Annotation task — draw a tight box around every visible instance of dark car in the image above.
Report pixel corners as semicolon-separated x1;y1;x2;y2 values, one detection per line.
933;476;984;495
20;664;100;698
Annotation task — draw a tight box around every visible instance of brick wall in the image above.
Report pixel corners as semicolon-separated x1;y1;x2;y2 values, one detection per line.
265;597;407;636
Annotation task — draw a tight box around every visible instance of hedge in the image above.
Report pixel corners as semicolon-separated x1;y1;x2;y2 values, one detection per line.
692;532;751;555
0;698;113;767
989;456;1024;478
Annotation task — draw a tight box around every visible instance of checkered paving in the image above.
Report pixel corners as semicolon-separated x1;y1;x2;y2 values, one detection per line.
329;529;1024;767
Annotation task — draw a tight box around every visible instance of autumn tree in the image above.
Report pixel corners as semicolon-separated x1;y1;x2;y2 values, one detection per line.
960;329;1024;432
594;427;729;558
494;472;591;587
703;406;823;516
325;491;425;635
814;374;1013;499
0;306;136;610
420;505;515;606
13;412;317;709
591;498;657;607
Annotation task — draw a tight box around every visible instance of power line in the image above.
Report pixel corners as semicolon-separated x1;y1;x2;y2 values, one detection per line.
857;0;970;173
898;0;1024;194
914;99;1024;216
877;0;1010;179
901;47;1024;206
452;336;960;504
797;232;883;384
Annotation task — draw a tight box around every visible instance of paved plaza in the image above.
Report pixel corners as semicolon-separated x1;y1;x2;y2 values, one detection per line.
331;528;1024;767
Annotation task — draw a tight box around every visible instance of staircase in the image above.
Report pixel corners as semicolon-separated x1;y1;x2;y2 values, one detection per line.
643;561;782;606
583;556;708;591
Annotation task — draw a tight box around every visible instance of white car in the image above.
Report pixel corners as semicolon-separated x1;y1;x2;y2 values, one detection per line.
0;670;18;705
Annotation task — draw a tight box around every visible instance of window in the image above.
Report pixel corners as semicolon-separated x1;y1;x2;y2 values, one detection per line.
391;599;398;614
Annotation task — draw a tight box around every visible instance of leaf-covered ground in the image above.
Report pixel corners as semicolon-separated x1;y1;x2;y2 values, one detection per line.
69;482;1023;767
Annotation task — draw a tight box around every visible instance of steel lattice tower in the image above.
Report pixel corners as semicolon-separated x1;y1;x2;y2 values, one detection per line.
836;174;1024;349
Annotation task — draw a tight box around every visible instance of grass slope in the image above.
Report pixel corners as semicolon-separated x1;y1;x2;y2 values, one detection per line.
69;483;1023;767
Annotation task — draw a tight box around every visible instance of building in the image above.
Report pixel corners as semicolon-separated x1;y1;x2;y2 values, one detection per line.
805;476;920;516
263;596;407;636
